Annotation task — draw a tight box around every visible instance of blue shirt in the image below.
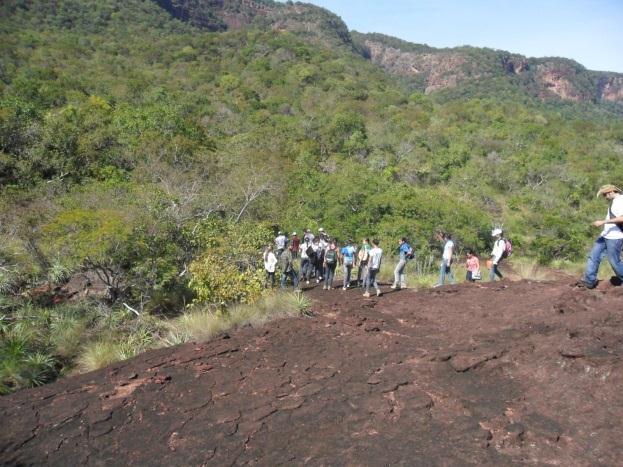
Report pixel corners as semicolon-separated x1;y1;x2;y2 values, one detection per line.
399;242;411;260
341;246;356;265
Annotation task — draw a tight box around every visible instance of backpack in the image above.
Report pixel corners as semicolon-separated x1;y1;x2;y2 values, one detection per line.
406;247;415;260
305;244;315;260
502;238;512;258
325;249;337;265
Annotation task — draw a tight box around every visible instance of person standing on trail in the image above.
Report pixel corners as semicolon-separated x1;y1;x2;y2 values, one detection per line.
312;236;324;283
357;238;371;287
323;239;339;290
263;245;278;288
291;232;300;259
300;235;314;285
434;232;456;287
489;228;506;281
391;237;413;289
363;239;383;297
280;245;300;290
465;249;481;282
341;240;356;290
275;231;286;257
579;184;623;289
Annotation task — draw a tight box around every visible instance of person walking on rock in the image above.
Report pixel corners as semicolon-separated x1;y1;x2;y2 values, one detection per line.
323;240;339;290
280;245;300;290
290;232;300;259
275;231;286;257
580;184;623;289
300;235;314;285
341;240;356;290
363;239;383;297
434;232;456;287
391;237;413;289
263;245;278;288
465;249;481;282
357;238;371;287
489;228;506;282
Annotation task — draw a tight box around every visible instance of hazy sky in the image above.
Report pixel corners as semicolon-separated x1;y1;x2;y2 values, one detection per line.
281;0;623;73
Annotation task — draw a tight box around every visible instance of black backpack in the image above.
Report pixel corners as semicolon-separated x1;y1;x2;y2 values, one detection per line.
305;244;316;260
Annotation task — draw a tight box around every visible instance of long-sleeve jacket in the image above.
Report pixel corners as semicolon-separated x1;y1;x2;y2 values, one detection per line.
491;239;506;265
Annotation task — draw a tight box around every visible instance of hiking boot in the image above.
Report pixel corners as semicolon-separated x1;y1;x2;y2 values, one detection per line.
573;279;595;289
363;292;371;298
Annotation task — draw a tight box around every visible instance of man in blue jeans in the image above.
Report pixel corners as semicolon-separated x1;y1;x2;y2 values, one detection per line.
581;184;623;289
391;237;412;289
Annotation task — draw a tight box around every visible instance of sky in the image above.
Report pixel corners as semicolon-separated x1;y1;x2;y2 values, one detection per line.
279;0;623;73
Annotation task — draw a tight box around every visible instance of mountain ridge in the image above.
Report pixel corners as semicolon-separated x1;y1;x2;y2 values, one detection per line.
147;0;623;109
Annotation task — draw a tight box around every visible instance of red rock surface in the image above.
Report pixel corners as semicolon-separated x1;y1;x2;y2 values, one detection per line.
2;280;623;465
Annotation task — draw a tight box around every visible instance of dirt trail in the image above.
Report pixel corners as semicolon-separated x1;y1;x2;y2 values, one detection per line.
2;279;623;466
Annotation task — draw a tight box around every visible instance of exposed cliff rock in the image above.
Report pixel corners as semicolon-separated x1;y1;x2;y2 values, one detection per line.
3;280;623;464
355;32;623;107
599;76;623;103
153;0;353;49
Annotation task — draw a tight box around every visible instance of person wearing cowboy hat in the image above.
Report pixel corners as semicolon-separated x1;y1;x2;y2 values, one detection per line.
580;184;623;289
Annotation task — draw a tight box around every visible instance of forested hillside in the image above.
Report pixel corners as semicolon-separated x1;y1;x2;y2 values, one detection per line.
1;0;623;393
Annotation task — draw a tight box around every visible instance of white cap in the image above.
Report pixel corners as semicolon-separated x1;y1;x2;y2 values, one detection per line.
318;227;324;232
278;231;282;235
491;228;503;237
292;232;297;236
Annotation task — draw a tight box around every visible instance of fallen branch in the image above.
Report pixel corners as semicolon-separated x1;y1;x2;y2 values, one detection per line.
123;302;141;317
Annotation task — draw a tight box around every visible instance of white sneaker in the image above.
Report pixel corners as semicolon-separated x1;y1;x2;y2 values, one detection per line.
342;287;347;290
306;281;310;285
363;292;371;298
316;279;320;283
376;289;381;296
390;284;397;289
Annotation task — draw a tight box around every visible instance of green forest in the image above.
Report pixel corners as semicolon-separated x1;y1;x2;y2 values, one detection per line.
1;0;623;393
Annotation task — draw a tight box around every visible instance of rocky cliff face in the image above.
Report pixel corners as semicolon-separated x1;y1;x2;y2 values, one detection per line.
153;0;353;49
359;35;623;106
599;76;623;103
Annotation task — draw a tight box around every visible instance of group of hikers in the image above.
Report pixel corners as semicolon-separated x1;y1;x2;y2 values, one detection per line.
262;183;623;296
262;226;513;297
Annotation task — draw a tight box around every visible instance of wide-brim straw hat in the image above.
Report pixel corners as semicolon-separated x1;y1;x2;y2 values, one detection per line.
597;184;622;197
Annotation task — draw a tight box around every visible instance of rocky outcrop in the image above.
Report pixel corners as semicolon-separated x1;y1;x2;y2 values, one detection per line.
3;280;623;464
359;35;623;107
153;0;353;49
598;76;623;102
535;62;588;102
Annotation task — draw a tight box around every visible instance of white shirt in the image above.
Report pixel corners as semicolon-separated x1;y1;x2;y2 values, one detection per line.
300;242;312;259
275;235;286;249
602;194;623;240
442;240;454;261
369;247;383;269
264;252;277;272
318;238;328;252
491;239;506;265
